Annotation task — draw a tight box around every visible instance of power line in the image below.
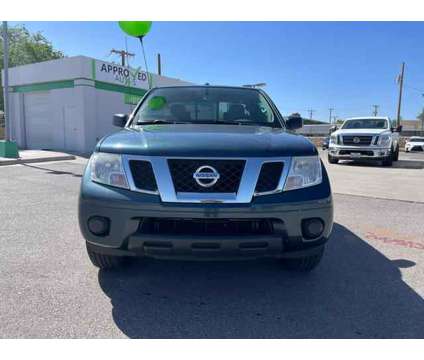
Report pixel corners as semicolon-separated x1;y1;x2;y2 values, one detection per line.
110;48;135;67
404;84;424;94
307;109;315;121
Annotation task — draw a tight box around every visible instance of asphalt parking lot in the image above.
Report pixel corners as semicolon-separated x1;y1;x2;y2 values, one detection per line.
0;153;423;338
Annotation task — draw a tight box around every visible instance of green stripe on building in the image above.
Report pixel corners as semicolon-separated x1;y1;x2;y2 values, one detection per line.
94;81;147;96
9;78;149;99
11;80;74;93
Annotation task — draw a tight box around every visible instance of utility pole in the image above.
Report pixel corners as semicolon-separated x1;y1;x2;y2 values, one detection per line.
308;109;315;121
110;49;135;67
420;94;424;133
0;21;19;158
329;108;334;124
2;22;9;142
157;53;162;75
396;62;405;127
372;105;379;117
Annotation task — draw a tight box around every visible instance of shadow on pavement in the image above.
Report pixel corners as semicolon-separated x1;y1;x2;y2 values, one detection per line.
22;163;83;177
336;159;424;169
98;223;424;338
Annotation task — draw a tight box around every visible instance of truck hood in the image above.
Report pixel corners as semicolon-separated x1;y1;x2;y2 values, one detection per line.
97;124;317;157
333;128;391;136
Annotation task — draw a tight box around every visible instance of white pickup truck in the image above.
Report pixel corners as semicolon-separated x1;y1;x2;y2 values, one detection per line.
328;117;401;166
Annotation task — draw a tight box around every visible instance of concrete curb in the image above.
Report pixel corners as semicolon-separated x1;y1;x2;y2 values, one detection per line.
0;155;76;166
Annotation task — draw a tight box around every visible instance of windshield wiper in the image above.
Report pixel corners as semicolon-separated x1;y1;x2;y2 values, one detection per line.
136;120;187;125
215;120;275;127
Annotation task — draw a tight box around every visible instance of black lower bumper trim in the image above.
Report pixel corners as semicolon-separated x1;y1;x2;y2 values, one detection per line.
86;235;328;260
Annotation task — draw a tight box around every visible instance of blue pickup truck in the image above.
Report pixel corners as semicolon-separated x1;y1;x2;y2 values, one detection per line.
79;86;333;271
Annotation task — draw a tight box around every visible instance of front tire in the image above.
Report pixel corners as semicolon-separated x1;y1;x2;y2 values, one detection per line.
86;243;126;269
382;148;394;166
328;154;339;164
382;156;393;167
281;247;325;272
393;146;399;161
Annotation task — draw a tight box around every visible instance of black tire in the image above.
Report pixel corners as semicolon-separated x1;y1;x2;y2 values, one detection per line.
382;156;393;166
382;148;393;166
393;146;399;161
86;244;125;269
328;154;339;164
281;247;325;272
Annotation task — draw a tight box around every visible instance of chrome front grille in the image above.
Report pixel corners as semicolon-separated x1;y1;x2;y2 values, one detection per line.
122;155;290;203
168;159;245;193
342;135;373;146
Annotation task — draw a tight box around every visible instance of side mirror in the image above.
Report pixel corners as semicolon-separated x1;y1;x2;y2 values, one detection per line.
396;125;403;132
113;114;128;127
286;114;303;130
329;125;338;134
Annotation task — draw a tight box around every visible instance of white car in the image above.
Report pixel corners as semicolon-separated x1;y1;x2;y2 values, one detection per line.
328;116;401;166
405;136;424;152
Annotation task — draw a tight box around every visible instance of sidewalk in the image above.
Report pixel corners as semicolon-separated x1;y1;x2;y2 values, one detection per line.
0;150;76;166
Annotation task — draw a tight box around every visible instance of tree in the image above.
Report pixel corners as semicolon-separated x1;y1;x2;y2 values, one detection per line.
0;25;64;111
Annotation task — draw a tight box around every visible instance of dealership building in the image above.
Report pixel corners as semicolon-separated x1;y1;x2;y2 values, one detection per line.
2;56;192;154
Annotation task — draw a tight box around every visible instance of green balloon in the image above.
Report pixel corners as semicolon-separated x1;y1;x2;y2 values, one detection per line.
148;96;167;110
118;21;152;37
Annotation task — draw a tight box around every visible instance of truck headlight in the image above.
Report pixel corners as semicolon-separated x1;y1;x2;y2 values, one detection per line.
284;156;322;191
90;153;129;189
329;135;338;145
378;134;391;147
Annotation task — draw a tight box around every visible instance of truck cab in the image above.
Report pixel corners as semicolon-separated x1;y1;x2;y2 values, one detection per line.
328;116;401;166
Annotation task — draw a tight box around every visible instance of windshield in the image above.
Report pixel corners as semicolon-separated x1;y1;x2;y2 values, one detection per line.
342;119;388;129
409;138;424;142
131;87;281;128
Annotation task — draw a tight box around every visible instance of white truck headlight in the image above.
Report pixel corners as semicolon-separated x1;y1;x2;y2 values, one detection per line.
329;135;337;145
90;153;129;189
284;156;322;191
378;134;391;147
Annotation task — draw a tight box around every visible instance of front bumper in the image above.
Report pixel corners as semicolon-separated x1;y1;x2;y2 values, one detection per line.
329;145;390;160
79;171;333;260
406;145;424;152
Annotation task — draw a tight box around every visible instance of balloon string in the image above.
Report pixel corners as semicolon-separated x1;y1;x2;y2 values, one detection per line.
139;36;152;89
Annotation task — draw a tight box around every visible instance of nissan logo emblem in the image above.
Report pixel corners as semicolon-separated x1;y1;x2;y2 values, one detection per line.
353;137;361;144
193;165;220;188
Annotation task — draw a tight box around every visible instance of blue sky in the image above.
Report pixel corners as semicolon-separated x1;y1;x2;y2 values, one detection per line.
11;21;424;122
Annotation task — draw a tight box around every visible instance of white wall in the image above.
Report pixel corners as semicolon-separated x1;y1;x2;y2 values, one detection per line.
3;56;91;87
